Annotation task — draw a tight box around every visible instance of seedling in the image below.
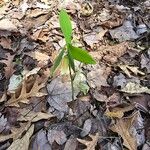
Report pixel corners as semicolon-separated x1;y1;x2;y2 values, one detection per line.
51;9;96;100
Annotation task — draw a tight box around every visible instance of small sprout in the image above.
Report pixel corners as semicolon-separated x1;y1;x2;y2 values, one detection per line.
51;9;96;100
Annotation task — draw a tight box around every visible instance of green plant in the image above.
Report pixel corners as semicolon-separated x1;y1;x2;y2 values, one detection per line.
51;9;96;100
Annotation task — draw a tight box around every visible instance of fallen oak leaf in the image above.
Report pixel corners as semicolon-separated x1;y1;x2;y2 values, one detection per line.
77;133;99;150
6;75;47;107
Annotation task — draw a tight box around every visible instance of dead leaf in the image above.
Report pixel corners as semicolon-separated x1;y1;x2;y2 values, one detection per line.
48;129;67;145
0;37;12;49
6;75;47;107
140;51;150;73
105;104;134;118
47;76;79;113
18;109;54;122
110;116;137;150
0;19;18;32
110;20;139;42
7;124;34;150
77;133;99;150
118;65;145;77
1;53;15;79
121;82;150;94
0;113;9;133
87;64;111;89
80;119;92;137
30;129;51;150
0;122;31;142
89;42;129;64
26;51;50;67
83;27;107;48
64;135;77;150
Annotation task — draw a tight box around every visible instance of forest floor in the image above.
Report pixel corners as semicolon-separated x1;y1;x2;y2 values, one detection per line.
0;0;150;149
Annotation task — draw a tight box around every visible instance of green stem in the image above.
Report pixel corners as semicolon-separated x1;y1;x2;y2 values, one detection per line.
69;64;74;101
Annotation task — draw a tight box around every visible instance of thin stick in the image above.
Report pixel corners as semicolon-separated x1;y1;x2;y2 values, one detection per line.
69;64;74;101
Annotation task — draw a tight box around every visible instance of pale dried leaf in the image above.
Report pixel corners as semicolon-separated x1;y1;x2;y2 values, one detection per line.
7;124;34;150
121;82;150;94
0;19;18;32
118;65;145;77
77;133;99;150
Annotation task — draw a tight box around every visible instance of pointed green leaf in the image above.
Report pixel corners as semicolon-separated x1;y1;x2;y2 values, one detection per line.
51;49;65;75
59;9;72;44
67;49;75;72
69;45;96;64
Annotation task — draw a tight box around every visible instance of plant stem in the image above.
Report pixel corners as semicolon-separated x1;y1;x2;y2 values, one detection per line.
69;64;74;101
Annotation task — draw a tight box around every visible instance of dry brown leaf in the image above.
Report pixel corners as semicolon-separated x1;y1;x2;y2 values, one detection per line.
6;76;47;107
18;109;54;122
105;104;134;118
110;116;137;150
0;37;12;49
89;42;128;64
26;51;50;67
7;124;34;150
77;133;99;150
1;53;15;79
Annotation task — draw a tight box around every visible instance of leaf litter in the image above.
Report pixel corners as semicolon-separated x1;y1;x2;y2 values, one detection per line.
0;0;149;149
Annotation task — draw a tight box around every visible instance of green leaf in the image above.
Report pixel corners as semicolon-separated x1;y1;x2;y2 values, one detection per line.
51;49;65;75
59;9;72;44
69;45;96;64
67;49;75;72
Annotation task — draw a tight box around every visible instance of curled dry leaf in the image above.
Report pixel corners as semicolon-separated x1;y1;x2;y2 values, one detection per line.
7;124;34;150
77;133;99;150
6;75;47;107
